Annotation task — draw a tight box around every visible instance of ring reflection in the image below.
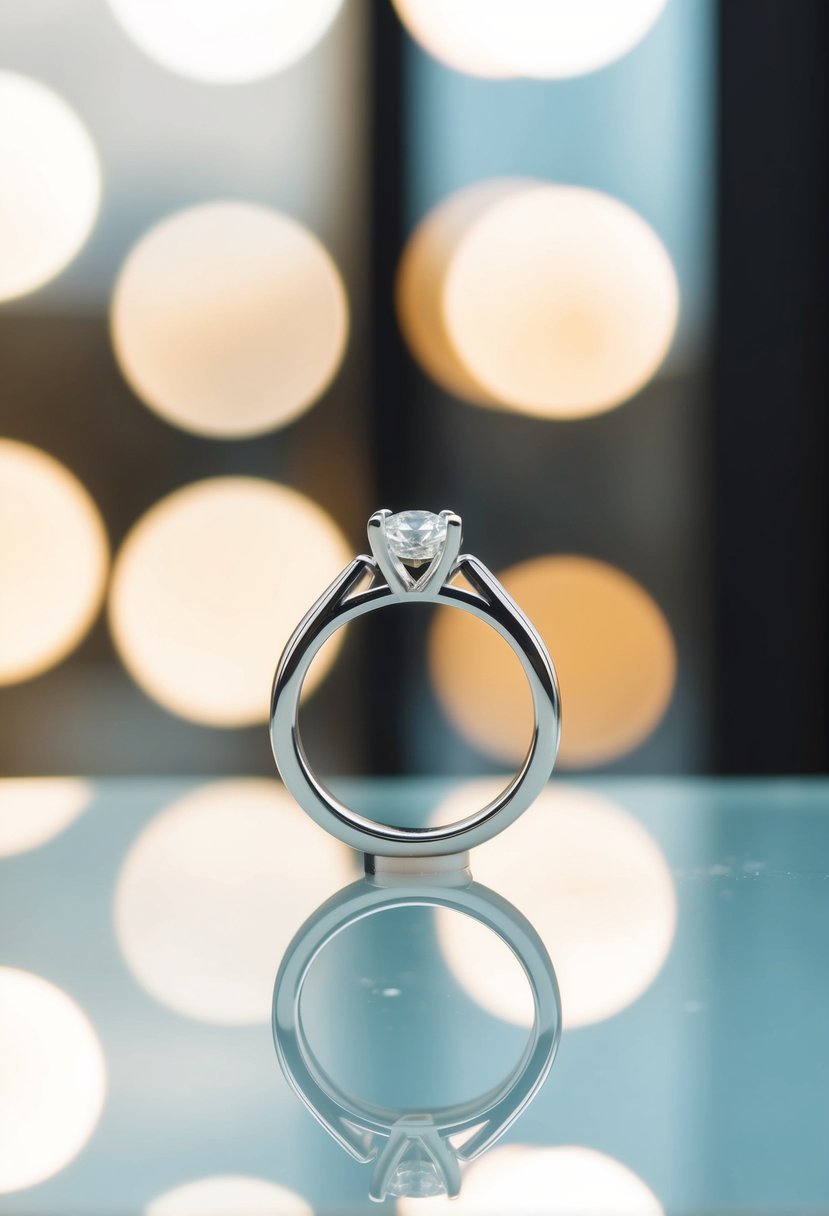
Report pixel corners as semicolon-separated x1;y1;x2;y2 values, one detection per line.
271;859;561;1203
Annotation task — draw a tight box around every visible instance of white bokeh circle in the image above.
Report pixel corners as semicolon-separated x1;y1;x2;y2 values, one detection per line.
444;185;678;419
108;478;349;726
0;72;100;302
396;181;527;404
0;967;107;1194
0;440;109;686
435;784;676;1029
146;1174;313;1216
107;0;345;84
114;780;355;1024
397;1144;664;1216
111;202;348;438
0;779;92;858
392;0;668;79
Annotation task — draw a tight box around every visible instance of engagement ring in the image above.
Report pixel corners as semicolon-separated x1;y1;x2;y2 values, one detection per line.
270;510;561;857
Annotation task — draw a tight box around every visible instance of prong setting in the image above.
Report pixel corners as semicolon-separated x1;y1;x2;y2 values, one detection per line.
368;508;461;595
412;509;462;592
367;509;412;593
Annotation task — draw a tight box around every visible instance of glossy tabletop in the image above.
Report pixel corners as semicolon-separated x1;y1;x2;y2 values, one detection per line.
1;777;827;1215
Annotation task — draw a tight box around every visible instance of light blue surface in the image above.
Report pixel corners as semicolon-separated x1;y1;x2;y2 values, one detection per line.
1;778;828;1214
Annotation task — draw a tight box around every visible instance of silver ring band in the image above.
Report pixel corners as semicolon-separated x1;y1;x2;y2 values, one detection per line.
272;868;562;1202
270;509;561;856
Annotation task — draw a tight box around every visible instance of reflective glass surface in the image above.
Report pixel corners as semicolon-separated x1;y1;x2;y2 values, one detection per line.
1;778;827;1214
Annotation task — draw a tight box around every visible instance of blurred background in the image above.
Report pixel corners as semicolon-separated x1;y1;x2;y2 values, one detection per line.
2;10;829;1215
0;0;826;780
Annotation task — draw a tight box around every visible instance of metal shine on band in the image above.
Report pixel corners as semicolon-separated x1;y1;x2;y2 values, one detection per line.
270;509;561;856
272;865;562;1202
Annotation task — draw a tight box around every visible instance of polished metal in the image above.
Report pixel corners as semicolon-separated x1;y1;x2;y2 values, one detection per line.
272;865;562;1202
270;509;561;856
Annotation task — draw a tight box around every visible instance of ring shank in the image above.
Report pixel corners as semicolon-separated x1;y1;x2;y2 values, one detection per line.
270;554;560;857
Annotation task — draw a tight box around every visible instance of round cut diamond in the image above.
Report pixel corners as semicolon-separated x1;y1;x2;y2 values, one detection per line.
385;510;447;565
385;1141;447;1198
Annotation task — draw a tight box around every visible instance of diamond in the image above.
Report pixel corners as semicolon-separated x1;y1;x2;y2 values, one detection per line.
385;1141;447;1199
385;510;447;565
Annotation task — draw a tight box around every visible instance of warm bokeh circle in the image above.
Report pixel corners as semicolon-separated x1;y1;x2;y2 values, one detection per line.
395;180;527;405
0;440;109;686
111;202;348;439
106;0;346;84
0;779;92;858
0;72;100;302
392;0;669;80
430;554;676;768
109;478;349;726
443;185;679;419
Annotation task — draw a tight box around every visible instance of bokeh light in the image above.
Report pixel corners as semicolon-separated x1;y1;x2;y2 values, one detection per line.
111;202;348;438
108;478;349;726
396;180;525;405
0;779;92;858
0;440;109;686
114;780;355;1024
430;554;676;768
398;1144;664;1216
107;0;345;84
444;185;678;418
0;72;100;302
435;784;676;1028
0;967;106;1194
392;0;668;80
147;1175;313;1216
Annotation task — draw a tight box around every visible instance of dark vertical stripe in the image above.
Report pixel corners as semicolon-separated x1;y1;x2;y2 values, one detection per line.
366;3;412;773
713;1;829;771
